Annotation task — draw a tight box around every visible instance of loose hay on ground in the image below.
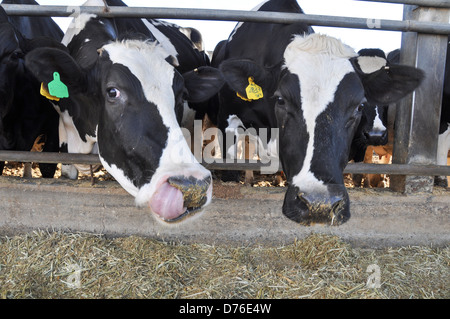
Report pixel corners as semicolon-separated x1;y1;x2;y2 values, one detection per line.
0;231;448;299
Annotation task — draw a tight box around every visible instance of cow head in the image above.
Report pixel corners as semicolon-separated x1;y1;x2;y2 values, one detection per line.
26;36;224;224
220;34;423;225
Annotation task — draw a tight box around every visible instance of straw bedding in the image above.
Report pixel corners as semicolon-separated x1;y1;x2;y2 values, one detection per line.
0;231;448;299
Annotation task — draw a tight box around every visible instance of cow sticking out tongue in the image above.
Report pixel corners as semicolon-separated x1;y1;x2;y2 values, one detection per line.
149;176;211;223
150;182;186;221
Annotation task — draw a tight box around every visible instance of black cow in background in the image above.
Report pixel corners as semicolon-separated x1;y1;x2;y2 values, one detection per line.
0;0;64;177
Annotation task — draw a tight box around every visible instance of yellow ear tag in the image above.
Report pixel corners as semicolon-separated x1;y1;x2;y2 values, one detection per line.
40;82;60;102
245;77;263;100
236;77;264;102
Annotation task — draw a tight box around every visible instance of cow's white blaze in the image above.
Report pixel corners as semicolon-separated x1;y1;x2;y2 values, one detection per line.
61;13;97;46
283;34;357;193
141;19;179;60
101;40;211;209
372;107;386;132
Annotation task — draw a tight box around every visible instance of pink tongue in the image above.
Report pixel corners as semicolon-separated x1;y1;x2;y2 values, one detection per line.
150;182;186;221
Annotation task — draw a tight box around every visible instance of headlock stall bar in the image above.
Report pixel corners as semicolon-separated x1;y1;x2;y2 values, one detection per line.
0;0;449;192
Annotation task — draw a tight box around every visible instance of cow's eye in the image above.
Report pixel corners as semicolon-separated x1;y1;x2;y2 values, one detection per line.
357;102;367;112
275;96;285;106
106;87;121;99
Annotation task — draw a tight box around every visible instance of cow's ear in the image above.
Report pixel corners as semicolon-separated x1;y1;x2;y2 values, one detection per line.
352;56;425;105
25;47;85;93
183;66;224;103
219;59;269;98
25;36;68;53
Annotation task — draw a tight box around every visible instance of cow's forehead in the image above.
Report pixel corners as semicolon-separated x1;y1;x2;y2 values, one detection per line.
283;34;358;114
103;40;176;106
102;40;182;139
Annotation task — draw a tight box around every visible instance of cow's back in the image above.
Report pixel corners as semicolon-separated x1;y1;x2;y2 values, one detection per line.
222;0;312;67
2;0;63;41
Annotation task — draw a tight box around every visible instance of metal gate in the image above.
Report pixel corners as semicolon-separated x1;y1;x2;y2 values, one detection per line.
1;0;449;193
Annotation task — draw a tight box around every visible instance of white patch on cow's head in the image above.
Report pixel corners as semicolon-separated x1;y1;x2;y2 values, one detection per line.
101;40;210;208
283;34;358;193
141;19;179;62
99;154;139;196
356;55;387;74
54;105;96;155
61;13;97;46
372;107;386;132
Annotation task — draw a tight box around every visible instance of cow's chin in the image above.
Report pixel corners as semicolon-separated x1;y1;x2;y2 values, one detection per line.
281;185;350;226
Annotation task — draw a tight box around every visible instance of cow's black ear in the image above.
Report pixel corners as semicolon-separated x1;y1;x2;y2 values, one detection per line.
183;66;224;103
219;59;268;98
25;47;85;93
352;57;425;104
25;36;69;53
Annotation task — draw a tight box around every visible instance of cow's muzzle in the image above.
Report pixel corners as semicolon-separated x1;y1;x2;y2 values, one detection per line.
150;175;212;223
282;185;350;226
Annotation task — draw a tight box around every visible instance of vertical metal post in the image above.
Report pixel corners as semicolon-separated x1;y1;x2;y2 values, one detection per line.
391;5;449;193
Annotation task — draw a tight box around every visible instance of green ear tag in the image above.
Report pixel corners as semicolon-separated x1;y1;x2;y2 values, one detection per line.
48;72;69;99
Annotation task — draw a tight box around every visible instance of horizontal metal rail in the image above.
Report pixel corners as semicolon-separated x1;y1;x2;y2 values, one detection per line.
357;0;450;8
2;4;450;35
1;151;449;176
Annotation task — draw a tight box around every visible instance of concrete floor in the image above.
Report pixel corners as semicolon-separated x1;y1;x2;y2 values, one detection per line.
0;176;448;248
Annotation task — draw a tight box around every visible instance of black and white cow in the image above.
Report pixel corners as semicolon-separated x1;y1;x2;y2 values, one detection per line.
57;0;215;179
0;1;63;177
349;49;392;187
25;0;224;224
213;0;424;225
351;46;450;188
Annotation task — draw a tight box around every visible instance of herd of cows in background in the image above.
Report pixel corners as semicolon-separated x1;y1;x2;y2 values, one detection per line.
0;0;448;226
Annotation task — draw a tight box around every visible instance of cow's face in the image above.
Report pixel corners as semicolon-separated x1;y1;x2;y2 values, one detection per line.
26;40;224;224
219;34;423;225
275;35;365;225
277;34;423;225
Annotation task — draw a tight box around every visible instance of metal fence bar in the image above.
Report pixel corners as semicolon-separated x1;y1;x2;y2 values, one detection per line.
0;3;449;179
356;0;450;8
2;4;450;35
1;151;449;176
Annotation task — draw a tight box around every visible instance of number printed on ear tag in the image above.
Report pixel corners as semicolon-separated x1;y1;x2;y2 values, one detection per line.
245;77;263;101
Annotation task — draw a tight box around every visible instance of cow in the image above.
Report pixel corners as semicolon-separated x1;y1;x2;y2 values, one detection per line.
0;0;64;178
212;0;424;225
58;0;215;179
351;46;450;188
24;0;224;224
349;49;392;188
